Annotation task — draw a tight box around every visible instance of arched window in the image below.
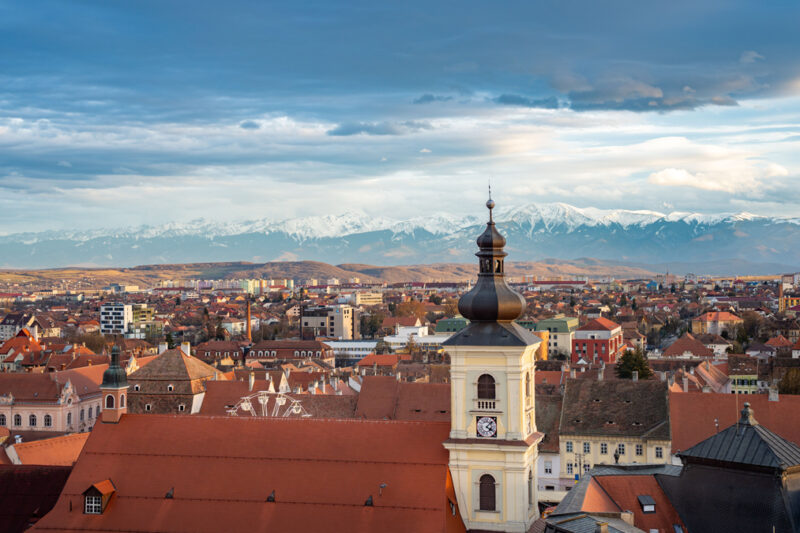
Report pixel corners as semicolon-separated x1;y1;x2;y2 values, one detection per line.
80;409;85;421
44;414;52;427
105;395;115;409
95;406;100;418
479;474;496;511
14;414;21;426
525;372;531;400
167;384;173;392
29;414;37;427
134;384;140;391
477;374;495;399
0;414;5;426
66;413;72;426
120;394;125;408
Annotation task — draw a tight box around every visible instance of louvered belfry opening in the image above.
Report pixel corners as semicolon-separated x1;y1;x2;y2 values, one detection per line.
477;374;495;399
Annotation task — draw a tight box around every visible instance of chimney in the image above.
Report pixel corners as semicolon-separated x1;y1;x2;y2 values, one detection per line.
659;371;666;382
248;371;255;391
682;375;689;393
581;366;586;373
769;387;779;402
620;511;634;526
632;370;638;382
158;342;168;354
595;523;608;533
322;379;326;394
14;435;22;444
570;367;576;379
396;371;401;382
689;366;695;375
181;342;191;356
598;368;603;381
246;299;252;342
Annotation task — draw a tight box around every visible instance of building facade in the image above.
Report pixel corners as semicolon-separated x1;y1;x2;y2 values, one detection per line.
100;303;133;335
571;318;623;364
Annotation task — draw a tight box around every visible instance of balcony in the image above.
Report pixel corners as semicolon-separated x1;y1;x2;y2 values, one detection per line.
473;398;500;411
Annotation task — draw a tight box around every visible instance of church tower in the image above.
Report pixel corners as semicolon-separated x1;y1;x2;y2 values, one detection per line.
100;345;129;423
443;198;543;532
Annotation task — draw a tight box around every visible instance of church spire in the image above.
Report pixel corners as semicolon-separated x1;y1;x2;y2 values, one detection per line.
456;198;526;322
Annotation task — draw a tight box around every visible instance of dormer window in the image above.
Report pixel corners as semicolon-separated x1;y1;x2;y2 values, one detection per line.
167;384;174;392
83;479;116;515
638;494;656;514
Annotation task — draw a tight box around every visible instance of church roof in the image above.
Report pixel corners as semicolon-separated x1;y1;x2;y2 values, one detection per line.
129;348;222;383
679;402;800;471
443;321;541;347
31;415;465;533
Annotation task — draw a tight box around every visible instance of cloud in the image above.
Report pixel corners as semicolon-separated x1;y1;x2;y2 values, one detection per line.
239;120;260;129
413;94;453;104
419;148;431;153
740;50;765;64
326;121;432;136
493;94;560;109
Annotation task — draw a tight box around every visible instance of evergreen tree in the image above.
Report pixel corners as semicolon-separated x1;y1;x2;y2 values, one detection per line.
165;332;175;349
615;347;653;380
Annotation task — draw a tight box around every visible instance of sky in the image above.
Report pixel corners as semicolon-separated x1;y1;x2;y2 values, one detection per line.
1;0;800;235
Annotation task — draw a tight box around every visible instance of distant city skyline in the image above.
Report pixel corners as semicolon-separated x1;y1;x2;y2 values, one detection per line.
2;1;800;234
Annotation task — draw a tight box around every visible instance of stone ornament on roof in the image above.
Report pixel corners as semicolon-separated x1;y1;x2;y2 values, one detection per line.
227;391;311;418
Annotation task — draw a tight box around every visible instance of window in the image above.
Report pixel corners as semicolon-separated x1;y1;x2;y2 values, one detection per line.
566;463;573;475
525;373;531;400
544;460;552;474
601;443;608;455
583;464;591;473
618;444;626;455
655;447;663;459
145;404;151;412
120;394;125;408
178;404;186;412
167;385;173;392
479;475;496;511
0;414;5;426
583;442;590;454
29;414;37;427
134;384;140;391
477;374;495;399
566;441;573;453
85;495;102;514
66;413;71;426
95;406;100;418
44;414;52;427
80;409;85;422
105;395;115;409
636;444;643;456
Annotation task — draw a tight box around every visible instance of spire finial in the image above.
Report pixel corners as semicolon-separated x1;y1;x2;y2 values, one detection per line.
486;183;495;223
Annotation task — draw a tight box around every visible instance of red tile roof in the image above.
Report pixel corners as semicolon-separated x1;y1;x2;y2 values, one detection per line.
32;415;465;533
355;376;450;421
696;311;741;323
11;433;90;466
766;335;793;348
577;317;620;332
357;353;412;368
662;333;714;358
0;465;71;533
593;474;685;532
670;392;800;453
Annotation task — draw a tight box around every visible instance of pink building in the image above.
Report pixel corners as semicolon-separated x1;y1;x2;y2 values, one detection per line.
571;317;624;364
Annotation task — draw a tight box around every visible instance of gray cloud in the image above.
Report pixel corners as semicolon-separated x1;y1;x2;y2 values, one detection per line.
239;120;260;129
493;94;560;109
413;93;453;104
326;120;432;136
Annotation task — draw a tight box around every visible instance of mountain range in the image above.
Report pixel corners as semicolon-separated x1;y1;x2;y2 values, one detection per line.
2;203;799;275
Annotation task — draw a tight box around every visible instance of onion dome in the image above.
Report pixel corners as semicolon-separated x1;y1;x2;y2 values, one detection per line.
457;198;526;322
101;345;128;389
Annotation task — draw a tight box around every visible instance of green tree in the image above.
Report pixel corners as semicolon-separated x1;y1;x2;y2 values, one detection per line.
615;347;653;380
631;298;638;311
779;369;800;395
619;294;628;307
429;294;443;305
165;332;175;349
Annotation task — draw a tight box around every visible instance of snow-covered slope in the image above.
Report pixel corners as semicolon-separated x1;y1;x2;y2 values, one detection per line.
0;202;798;269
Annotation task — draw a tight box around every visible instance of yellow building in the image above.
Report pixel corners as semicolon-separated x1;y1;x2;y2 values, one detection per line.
442;200;543;532
728;354;760;394
558;378;671;481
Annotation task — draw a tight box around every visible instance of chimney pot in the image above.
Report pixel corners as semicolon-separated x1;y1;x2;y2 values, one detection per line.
570;368;576;379
682;375;689;393
632;370;638;382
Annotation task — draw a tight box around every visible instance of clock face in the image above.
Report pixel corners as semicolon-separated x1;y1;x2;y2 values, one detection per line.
476;416;497;438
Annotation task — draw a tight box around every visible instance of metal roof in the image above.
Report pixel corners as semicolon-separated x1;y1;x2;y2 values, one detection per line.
679;402;800;470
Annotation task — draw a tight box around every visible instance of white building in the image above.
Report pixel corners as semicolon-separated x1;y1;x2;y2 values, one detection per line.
100;303;133;335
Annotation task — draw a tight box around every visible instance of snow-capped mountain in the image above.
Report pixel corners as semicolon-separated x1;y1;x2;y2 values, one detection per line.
1;202;798;272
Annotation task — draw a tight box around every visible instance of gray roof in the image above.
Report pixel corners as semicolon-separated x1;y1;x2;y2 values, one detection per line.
443;321;541;347
679;402;800;471
544;513;642;533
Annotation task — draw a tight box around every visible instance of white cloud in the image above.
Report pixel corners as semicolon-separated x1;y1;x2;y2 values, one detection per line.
740;50;765;64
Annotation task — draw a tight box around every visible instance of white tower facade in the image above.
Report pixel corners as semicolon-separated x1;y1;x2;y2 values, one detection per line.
443;199;543;532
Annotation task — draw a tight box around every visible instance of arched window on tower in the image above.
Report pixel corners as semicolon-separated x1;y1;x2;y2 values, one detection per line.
495;259;503;273
479;474;496;511
105;395;115;409
477;374;495;399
